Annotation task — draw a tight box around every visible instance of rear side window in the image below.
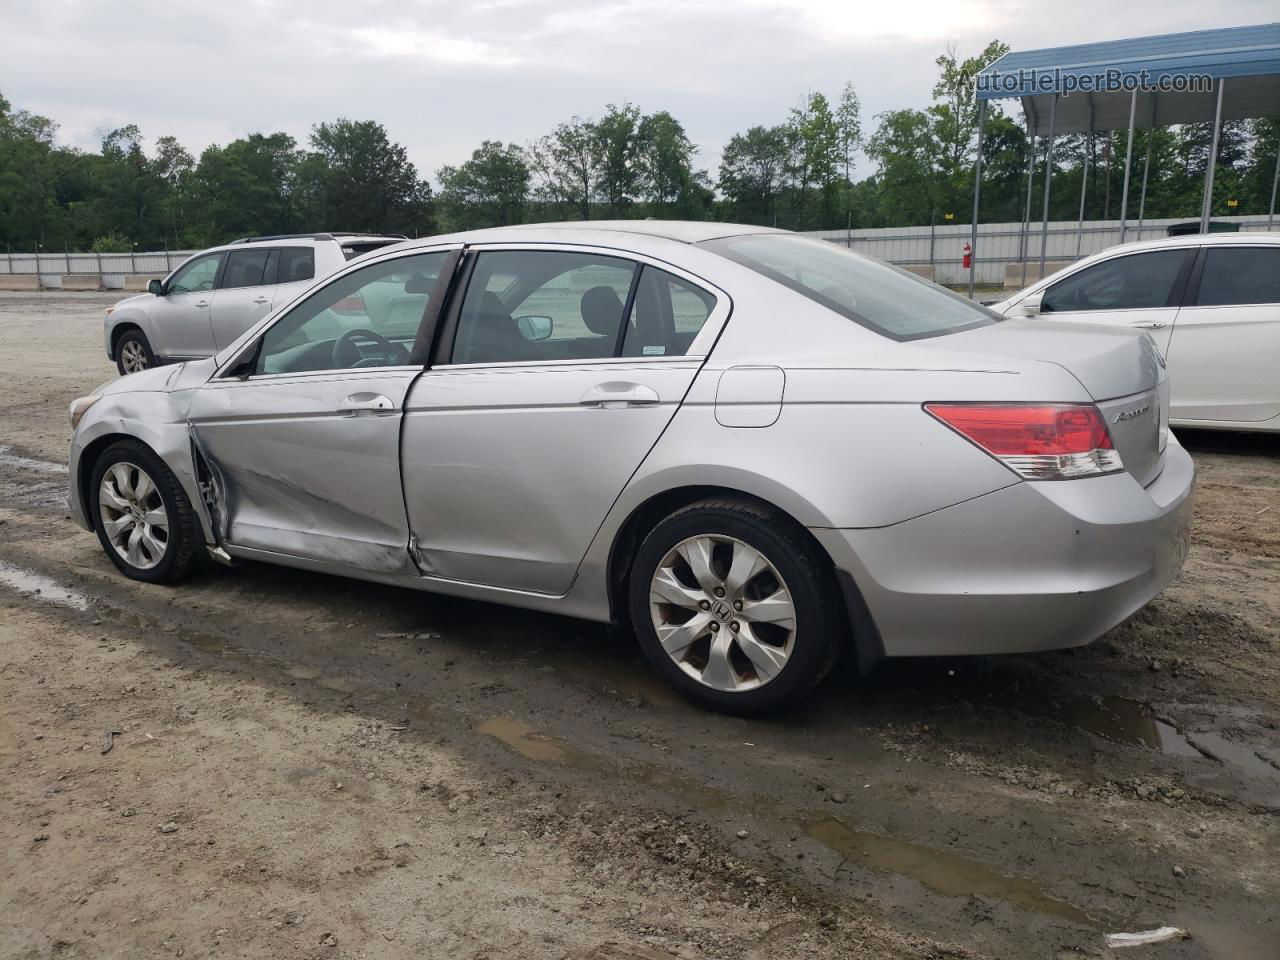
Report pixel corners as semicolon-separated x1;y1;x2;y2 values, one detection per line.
620;267;717;357
1194;247;1280;306
1042;250;1189;312
221;249;270;289
272;247;315;284
702;234;994;340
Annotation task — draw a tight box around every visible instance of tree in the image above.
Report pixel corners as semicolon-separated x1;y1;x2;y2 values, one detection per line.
300;119;433;236
786;92;842;228
190;133;302;243
834;82;863;226
437;140;529;231
865;108;942;225
0;93;67;247
718;125;791;226
635;111;698;213
530;117;600;220
594;103;643;216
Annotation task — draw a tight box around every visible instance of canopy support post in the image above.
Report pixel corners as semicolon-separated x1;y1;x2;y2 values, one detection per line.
1020;100;1038;287
1039;94;1058;276
1269;133;1279;230
1199;79;1225;234
1077;95;1093;258
1119;89;1137;243
968;99;986;299
1137;95;1156;239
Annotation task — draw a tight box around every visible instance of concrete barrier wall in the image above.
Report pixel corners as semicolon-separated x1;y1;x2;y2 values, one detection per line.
0;275;41;291
60;275;103;291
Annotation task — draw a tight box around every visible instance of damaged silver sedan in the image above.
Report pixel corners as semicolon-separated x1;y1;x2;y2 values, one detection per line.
68;222;1194;713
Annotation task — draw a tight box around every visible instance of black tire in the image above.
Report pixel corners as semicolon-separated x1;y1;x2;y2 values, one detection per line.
115;329;155;376
89;439;201;584
627;497;845;715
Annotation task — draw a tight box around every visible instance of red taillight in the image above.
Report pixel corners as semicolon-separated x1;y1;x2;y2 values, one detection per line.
925;403;1124;480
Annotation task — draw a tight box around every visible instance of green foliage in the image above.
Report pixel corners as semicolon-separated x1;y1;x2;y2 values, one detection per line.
89;232;132;253
1;46;1277;252
437;141;529;231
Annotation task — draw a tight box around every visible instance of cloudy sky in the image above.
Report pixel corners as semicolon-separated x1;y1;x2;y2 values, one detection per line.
2;0;1273;182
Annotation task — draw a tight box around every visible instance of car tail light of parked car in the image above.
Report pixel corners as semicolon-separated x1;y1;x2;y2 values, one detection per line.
332;292;367;315
925;403;1124;480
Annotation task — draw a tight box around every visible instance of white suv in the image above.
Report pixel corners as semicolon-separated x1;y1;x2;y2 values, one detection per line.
104;233;406;375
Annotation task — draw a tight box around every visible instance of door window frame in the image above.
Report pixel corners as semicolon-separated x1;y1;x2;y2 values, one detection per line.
212;244;463;381
1039;247;1197;315
1181;243;1280;308
430;242;730;369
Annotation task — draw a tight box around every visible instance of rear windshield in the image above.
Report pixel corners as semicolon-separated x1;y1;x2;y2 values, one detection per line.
701;234;999;341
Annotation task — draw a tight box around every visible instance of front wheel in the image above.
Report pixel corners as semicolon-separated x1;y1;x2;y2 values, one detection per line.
89;439;201;583
628;498;845;715
115;330;154;376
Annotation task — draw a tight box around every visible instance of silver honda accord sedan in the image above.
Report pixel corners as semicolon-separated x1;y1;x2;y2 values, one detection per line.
67;221;1195;713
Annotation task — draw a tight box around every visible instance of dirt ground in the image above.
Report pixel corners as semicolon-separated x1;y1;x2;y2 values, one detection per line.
1;291;1277;960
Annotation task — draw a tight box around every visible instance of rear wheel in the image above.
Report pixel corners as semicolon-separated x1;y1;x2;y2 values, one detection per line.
115;330;154;376
628;498;844;715
89;439;200;583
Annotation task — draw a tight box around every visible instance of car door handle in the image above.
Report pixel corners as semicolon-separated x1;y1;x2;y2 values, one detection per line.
579;381;661;408
1134;321;1166;329
195;299;210;308
252;296;269;305
338;393;396;416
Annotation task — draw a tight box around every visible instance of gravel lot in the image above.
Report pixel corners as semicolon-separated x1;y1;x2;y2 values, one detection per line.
1;291;1277;959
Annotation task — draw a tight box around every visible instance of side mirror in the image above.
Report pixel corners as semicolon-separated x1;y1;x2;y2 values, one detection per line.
516;315;553;341
1019;291;1044;317
147;279;165;296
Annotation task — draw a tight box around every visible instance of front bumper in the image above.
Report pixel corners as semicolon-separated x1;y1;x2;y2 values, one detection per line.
814;439;1195;658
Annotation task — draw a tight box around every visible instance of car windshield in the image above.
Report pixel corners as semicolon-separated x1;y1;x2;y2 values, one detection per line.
702;234;999;341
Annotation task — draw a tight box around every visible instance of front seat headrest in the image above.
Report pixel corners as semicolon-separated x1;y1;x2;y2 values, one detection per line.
581;285;624;337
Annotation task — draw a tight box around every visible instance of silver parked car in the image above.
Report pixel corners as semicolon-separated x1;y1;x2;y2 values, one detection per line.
103;232;406;375
68;222;1194;713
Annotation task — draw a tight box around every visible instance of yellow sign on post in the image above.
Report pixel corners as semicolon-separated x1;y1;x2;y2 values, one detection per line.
1226;198;1239;208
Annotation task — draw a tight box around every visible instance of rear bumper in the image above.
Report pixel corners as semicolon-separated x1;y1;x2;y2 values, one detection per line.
813;439;1195;657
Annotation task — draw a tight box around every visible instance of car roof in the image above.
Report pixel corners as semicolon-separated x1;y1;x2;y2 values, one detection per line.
221;232;407;248
1085;230;1280;258
397;220;786;248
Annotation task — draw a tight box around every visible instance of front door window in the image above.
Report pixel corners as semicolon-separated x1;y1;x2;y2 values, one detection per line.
167;254;223;295
255;252;448;374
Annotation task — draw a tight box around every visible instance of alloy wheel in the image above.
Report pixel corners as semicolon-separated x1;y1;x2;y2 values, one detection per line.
648;534;796;692
98;461;169;570
120;340;148;373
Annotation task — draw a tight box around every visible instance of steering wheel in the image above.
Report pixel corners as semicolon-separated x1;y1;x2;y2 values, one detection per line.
332;328;408;369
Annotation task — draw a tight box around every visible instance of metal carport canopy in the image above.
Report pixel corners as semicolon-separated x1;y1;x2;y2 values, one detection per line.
976;22;1280;135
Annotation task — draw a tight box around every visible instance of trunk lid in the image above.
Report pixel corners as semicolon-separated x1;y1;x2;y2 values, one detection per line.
932;317;1168;486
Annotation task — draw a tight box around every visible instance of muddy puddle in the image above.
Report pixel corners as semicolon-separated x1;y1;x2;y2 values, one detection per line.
0;444;67;475
0;560;89;610
478;716;602;767
804;817;1096;928
975;689;1279;780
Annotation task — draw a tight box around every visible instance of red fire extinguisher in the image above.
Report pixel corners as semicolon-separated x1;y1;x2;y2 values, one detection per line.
962;242;972;270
